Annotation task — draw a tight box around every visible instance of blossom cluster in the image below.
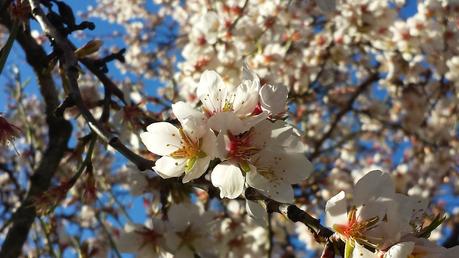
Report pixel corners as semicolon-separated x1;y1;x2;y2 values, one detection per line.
140;64;312;204
326;170;458;258
113;201;268;257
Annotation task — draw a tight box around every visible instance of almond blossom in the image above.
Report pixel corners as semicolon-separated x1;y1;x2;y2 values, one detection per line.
115;220;172;258
325;170;428;256
163;203;216;258
212;120;312;200
352;238;459;258
140;103;216;182
197;66;267;134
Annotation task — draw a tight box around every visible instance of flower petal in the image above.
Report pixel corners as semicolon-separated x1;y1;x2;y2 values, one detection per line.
153;156;186;178
140;122;181;156
182;156;210;183
197;70;228;113
211;162;245;199
207;112;247;135
233;79;259;116
172;101;207;140
353;170;395;205
260;84;288;116
247;169;294;203
325;191;348;228
385;242;415;258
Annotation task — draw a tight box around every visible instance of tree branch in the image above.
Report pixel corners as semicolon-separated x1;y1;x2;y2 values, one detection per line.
27;0;154;171
0;7;72;258
309;72;380;160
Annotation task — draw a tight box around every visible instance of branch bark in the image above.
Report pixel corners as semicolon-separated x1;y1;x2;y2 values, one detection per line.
0;7;72;258
309;72;380;160
27;0;154;171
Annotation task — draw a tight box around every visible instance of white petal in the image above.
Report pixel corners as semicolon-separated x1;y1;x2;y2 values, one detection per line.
140;122;181;156
207;112;247;135
182;156;210;183
233;79;259;116
385;242;415;258
325;191;348;228
247;169;294;203
260;84;288;116
168;203;199;231
241;111;269;130
172;101;207;140
115;224;144;253
197;70;228;113
174;246;194;258
352;242;378;258
250;120;275;149
153;156;186;178
280;153;313;183
211;162;245;199
215;132;229;160
353;170;395;205
200;129;217;159
242;61;259;82
254;150;312;184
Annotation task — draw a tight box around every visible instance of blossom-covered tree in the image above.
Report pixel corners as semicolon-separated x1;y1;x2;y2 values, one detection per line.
0;0;458;257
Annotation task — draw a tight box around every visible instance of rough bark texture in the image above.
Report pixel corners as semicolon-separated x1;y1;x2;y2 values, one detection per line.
0;5;72;258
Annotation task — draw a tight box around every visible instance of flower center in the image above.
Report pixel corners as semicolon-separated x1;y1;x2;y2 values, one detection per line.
170;129;202;159
169;129;207;172
138;228;163;252
177;225;201;246
226;129;260;172
333;207;379;245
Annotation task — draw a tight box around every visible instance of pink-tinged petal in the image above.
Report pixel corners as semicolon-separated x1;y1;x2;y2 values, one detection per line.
325;191;348;228
197;70;228;113
140;122;181;156
153;156;186;178
211;162;245;199
233;79;259;116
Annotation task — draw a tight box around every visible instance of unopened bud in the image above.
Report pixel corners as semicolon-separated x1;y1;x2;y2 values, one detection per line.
74;40;103;58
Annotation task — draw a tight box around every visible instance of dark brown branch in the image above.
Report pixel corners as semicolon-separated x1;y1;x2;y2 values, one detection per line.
309;72;380;160
244;187;334;242
0;7;72;258
28;0;154;171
